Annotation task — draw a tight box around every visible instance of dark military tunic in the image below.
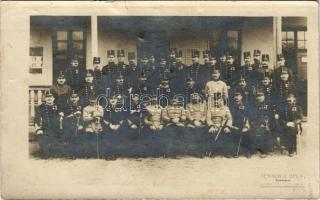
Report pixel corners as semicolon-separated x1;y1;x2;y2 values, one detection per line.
51;84;71;113
93;68;103;94
79;83;97;107
260;84;276;107
231;86;254;107
62;103;84;136
127;65;141;92
65;67;84;92
237;64;256;87
250;101;274;154
276;80;296;104
277;103;302;154
223;63;237;86
102;62;117;89
184;63;202;93
35;103;61;134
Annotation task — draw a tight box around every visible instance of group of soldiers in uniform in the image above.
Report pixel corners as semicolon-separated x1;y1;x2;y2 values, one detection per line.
34;48;303;158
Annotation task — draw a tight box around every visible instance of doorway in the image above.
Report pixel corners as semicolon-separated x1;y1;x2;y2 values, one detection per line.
52;29;86;82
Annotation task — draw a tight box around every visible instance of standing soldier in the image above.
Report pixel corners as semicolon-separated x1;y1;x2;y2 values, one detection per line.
185;50;202;93
51;71;71;113
238;51;255;87
275;67;297;105
203;52;218;84
259;74;276;107
168;48;178;72
92;57;103;94
256;54;272;81
102;50;116;89
113;72;129;98
136;70;151;95
205;69;228;103
171;50;186;95
250;90;275;158
206;92;233;157
223;54;237;88
117;50;128;76
80;70;98;107
229;91;251;157
275;94;302;156
139;54;149;72
65;56;84;92
127;52;140;94
217;53;227;81
185;93;207;128
274;54;294;85
34;91;62;135
252;49;261;70
144;95;164;131
184;75;196;104
148;54;157;71
231;75;254;106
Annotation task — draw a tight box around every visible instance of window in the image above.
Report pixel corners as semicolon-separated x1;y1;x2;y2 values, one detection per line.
297;31;307;50
29;47;43;74
282;30;307;50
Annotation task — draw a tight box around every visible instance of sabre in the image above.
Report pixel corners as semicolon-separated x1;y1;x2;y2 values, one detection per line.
214;119;228;142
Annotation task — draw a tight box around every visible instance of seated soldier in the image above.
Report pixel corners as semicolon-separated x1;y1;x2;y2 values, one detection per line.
35;91;63;135
63;91;84;136
229;91;251;158
185;93;207;128
162;96;186;127
103;94;126;131
83;96;104;134
127;94;142;130
250;89;275;158
144;95;164;131
275;94;302;156
206;92;233;157
206;92;232;135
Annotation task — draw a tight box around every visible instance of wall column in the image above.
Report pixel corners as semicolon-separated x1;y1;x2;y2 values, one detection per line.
274;16;282;69
91;15;98;61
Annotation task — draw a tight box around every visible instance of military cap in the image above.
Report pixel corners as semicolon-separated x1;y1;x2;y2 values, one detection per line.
70;90;79;98
239;74;246;81
45;90;53;97
233;89;243;96
85;69;93;77
212;69;220;74
202;50;210;58
170;48;178;55
141;54;148;60
107;50;115;57
128;52;136;60
177;50;183;58
261;54;270;62
280;66;289;74
149;54;155;59
255;87;265;96
277;53;284;61
186;75;194;82
117;50;125;57
89;95;97;102
71;54;79;60
191;50;200;58
93;57;100;64
286;93;296;100
253;49;261;56
243;51;251;59
57;71;65;79
160;58;167;62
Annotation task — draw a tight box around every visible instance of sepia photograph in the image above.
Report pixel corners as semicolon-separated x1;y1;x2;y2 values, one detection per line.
1;1;319;199
29;16;308;159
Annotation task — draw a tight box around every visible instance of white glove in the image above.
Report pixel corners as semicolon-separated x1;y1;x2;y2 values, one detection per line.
37;130;44;135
